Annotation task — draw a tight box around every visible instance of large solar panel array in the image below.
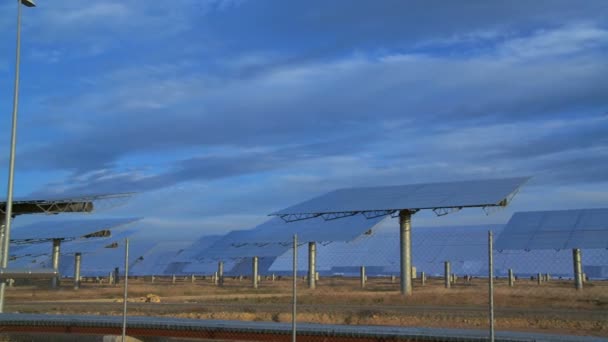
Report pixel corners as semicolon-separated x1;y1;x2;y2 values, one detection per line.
271;177;529;218
495;208;608;250
11;218;141;242
269;223;608;278
270;224;502;276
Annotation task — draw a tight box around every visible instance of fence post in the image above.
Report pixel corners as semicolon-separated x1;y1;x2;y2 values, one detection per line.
488;231;495;342
122;238;129;342
292;234;297;342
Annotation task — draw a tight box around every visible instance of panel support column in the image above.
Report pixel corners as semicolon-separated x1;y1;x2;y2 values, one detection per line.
218;261;224;287
444;261;451;289
51;239;61;288
573;248;583;290
399;210;413;296
508;268;514;287
74;253;81;290
308;242;316;289
360;266;366;288
252;256;259;289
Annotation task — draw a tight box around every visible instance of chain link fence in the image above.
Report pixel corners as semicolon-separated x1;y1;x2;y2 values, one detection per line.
2;223;607;341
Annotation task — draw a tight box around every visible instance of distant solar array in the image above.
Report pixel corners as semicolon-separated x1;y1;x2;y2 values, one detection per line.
495;208;608;250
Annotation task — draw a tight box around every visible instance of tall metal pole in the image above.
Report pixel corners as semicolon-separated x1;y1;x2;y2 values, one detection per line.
0;0;25;313
307;242;316;289
122;238;129;341
488;231;495;342
399;210;412;296
292;234;297;342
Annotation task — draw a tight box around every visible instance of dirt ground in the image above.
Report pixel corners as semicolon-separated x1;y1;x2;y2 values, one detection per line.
4;276;608;338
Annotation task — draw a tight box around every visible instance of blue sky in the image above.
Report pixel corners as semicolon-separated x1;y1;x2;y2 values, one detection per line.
0;0;607;239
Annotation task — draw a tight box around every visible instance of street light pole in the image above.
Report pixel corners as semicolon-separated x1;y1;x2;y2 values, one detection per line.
0;0;36;313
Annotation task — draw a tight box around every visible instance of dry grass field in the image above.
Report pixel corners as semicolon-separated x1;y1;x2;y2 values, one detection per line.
4;276;608;338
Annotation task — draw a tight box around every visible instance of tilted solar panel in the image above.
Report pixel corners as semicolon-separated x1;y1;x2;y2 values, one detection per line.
495;208;608;250
11;218;141;241
247;215;387;243
270;177;529;217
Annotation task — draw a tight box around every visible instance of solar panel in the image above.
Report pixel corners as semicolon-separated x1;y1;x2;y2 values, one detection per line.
59;239;157;277
246;215;387;243
11;218;141;242
269;224;504;276
60;229;139;254
270;177;528;217
495;208;608;250
130;241;192;276
1;192;134;215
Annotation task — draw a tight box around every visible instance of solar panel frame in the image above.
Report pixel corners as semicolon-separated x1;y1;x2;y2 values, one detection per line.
11;218;141;241
495;208;608;250
270;177;529;217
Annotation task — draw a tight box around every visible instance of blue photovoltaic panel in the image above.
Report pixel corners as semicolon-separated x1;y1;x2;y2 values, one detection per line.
60;229;139;254
60;239;157;277
495;208;608;250
271;177;529;216
195;231;292;261
11;218;141;241
246;215;388;243
270;224;504;276
130;241;192;276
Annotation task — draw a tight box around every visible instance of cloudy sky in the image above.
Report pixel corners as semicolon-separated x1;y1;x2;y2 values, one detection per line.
0;0;607;238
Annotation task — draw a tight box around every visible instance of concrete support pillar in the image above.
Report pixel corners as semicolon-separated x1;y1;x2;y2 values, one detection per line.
151;275;155;283
421;272;426;286
191;274;195;284
545;273;551;281
360;266;366;289
391;275;396;284
272;273;276;282
73;253;81;290
399;210;413;296
444;261;451;289
252;256;259;289
537;273;542;285
172;275;176;284
51;239;61;288
508;269;514;287
308;242;316;289
218;261;224;287
573;248;583;290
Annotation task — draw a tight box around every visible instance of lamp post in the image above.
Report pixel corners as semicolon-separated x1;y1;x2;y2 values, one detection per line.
0;0;36;313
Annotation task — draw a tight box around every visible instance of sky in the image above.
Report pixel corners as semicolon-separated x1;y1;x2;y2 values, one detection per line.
0;0;607;240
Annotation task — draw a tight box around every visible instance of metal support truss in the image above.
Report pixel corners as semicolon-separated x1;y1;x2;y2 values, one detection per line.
321;212;359;221
0;193;134;216
279;213;322;223
362;210;397;219
433;207;462;217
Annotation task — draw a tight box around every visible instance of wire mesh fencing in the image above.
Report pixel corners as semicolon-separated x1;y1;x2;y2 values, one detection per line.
1;225;607;341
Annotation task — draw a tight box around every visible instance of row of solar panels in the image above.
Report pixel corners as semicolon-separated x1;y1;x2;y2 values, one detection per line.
9;216;608;279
